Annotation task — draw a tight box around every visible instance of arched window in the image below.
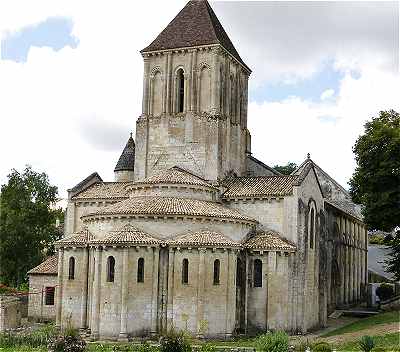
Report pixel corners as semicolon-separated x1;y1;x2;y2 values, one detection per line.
177;69;185;113
310;208;315;249
137;258;144;283
182;258;189;284
107;256;115;283
213;259;220;285
68;257;75;280
253;259;262;287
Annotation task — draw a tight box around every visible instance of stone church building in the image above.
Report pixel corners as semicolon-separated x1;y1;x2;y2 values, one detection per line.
28;0;368;340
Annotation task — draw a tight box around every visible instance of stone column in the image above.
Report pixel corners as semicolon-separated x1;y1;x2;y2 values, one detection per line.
91;247;102;341
211;49;219;115
151;247;160;335
166;248;175;330
339;219;345;305
118;247;129;341
225;250;234;337
80;248;89;331
191;50;198;112
244;253;249;334
350;222;354;303
196;248;206;338
142;57;150;115
56;248;64;328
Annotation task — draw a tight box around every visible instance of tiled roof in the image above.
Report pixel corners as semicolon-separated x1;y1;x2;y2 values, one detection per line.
83;196;256;223
72;182;131;200
90;225;163;246
141;0;249;71
55;229;94;247
114;134;135;172
222;175;299;198
168;230;241;248
28;256;58;275
136;166;215;189
325;199;363;221
244;231;296;251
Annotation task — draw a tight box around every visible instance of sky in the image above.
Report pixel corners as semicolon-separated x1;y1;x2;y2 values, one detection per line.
0;0;399;205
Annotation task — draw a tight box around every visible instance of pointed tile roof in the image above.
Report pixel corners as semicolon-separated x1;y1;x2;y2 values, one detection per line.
244;230;296;251
28;256;58;275
114;134;135;172
55;229;94;247
141;0;249;71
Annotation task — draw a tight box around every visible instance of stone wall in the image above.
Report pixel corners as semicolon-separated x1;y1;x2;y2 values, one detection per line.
0;296;22;331
28;275;57;322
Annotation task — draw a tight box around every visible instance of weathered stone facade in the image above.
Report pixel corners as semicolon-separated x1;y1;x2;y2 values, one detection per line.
29;0;368;340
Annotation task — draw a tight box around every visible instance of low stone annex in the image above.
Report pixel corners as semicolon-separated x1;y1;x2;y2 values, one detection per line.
28;0;368;340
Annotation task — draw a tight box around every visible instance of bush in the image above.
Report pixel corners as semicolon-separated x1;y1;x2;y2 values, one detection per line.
199;343;216;352
376;283;394;301
0;323;57;348
48;326;86;352
370;347;387;352
312;341;332;352
160;330;192;352
255;331;289;352
359;336;375;352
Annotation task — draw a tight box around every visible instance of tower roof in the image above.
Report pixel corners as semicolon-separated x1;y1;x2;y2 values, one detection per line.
114;134;135;172
141;0;250;71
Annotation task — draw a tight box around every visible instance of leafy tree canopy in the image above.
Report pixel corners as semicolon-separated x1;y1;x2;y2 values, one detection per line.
385;229;400;281
0;166;63;287
273;162;298;175
349;110;400;232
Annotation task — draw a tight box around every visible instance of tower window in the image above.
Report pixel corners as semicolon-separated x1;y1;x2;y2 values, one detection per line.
213;259;220;285
137;258;144;283
107;256;115;283
182;258;189;284
177;69;185;113
68;257;75;280
254;259;262;287
310;208;315;249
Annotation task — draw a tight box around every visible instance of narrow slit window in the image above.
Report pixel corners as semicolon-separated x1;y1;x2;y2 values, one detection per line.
236;258;242;287
310;208;315;249
137;258;144;283
177;69;185;113
68;257;75;280
182;258;189;284
107;256;115;283
254;259;262;287
45;287;55;306
213;259;220;285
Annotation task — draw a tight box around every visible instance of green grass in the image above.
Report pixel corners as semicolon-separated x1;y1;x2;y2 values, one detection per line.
322;311;400;337
334;332;400;351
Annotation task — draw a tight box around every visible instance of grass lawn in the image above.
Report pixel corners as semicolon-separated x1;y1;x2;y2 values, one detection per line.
334;332;400;351
321;310;400;337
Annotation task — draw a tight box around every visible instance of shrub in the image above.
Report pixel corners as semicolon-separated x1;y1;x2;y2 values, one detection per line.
370;347;387;352
255;331;289;352
48;326;86;352
376;284;394;301
312;341;332;352
160;329;192;352
0;323;57;348
359;336;375;352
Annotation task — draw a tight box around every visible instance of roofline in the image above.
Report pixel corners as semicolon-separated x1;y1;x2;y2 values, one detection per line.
247;155;283;176
293;162;325;199
324;200;364;223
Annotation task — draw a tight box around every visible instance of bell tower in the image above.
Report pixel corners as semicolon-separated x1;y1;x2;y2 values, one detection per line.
134;0;252;182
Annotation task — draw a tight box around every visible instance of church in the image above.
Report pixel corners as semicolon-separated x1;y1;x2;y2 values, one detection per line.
28;0;368;340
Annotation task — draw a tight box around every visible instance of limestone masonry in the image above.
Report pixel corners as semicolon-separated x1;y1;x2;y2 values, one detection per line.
28;0;368;340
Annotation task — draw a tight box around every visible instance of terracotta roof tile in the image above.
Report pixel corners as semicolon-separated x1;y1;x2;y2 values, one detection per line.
72;182;131;200
28;256;58;275
168;230;240;248
222;175;299;198
325;199;363;221
55;229;94;247
244;230;296;251
83;196;256;223
135;166;215;189
90;225;163;246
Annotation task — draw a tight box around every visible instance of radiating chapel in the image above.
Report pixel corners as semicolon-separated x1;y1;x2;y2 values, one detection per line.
28;0;368;340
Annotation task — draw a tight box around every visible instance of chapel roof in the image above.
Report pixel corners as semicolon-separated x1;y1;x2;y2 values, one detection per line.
135;166;216;189
222;175;299;199
71;182;131;200
55;229;94;247
83;196;256;223
168;230;241;248
325;199;363;222
28;256;58;276
141;0;249;71
90;224;163;246
114;134;135;172
243;230;296;251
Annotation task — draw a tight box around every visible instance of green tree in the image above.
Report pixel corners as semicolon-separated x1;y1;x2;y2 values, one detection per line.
0;166;63;286
385;230;400;281
349;110;400;232
273;162;297;175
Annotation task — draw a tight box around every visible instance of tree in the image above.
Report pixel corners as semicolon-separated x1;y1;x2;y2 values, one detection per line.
349;110;400;232
0;166;63;287
385;229;400;281
273;162;297;175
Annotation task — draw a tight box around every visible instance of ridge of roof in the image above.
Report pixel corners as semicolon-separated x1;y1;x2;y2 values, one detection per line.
243;230;296;251
55;229;94;247
28;256;58;275
168;230;241;248
68;172;103;194
247;155;283;176
141;0;250;71
114;135;135;172
71;181;131;200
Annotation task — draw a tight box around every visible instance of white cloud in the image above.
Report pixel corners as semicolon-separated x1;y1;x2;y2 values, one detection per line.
320;89;335;101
